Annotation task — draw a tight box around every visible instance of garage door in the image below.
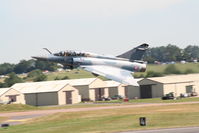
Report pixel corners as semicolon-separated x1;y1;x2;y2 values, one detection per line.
65;91;72;104
140;85;152;98
95;88;105;101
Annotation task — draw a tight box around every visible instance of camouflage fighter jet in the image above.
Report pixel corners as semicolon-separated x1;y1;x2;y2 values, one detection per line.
32;44;149;86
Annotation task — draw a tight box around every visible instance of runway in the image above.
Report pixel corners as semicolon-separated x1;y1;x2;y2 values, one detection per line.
120;127;199;133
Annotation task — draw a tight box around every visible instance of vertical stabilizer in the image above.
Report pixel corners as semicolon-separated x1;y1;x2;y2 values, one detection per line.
117;43;149;61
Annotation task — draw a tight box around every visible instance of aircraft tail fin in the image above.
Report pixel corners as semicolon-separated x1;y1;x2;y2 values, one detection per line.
117;43;149;61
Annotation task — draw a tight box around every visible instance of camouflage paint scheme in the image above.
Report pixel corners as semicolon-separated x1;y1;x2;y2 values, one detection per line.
32;44;149;86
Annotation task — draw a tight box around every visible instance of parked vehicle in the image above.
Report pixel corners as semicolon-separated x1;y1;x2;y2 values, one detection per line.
162;92;175;100
100;96;111;101
191;92;198;97
111;95;124;100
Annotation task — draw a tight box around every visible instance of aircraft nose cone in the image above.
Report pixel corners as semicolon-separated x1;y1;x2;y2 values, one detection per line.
32;55;48;61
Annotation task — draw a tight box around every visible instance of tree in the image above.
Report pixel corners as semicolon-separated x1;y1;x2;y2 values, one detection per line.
144;44;182;62
33;74;47;82
35;60;58;71
27;69;47;82
183;45;199;61
14;60;35;74
0;82;7;88
27;69;43;78
0;63;15;75
4;72;23;87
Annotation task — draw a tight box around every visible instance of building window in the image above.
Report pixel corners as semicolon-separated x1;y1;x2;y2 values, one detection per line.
8;95;17;102
186;85;193;93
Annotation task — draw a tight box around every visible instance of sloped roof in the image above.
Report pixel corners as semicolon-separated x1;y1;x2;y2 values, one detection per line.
105;78;143;87
0;88;10;96
105;80;122;87
63;78;97;86
11;78;97;94
146;74;199;84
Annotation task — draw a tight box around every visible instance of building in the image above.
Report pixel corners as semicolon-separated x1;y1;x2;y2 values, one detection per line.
11;81;81;106
62;78;107;101
124;78;142;99
138;74;199;98
0;88;22;104
11;78;108;104
105;80;126;98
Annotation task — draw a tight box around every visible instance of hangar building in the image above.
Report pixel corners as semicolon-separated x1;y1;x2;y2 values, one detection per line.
105;81;126;97
124;78;142;99
0;88;22;104
62;78;107;101
138;74;199;98
11;81;81;106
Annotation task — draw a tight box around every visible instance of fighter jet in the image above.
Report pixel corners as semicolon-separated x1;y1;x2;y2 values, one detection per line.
32;44;149;86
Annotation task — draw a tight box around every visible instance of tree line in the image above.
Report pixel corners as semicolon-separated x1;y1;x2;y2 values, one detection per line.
0;44;199;75
144;44;199;63
0;60;58;75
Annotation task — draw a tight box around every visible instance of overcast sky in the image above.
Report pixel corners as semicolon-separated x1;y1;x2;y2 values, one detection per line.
0;0;199;63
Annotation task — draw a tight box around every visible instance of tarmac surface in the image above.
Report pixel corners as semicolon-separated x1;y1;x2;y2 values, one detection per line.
120;127;199;133
0;101;199;126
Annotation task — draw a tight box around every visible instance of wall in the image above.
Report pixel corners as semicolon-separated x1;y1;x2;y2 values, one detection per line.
37;92;58;106
152;84;163;98
74;85;89;100
125;86;140;99
25;92;58;106
118;85;125;97
24;93;37;106
108;87;118;97
0;89;25;104
163;82;194;97
58;85;81;105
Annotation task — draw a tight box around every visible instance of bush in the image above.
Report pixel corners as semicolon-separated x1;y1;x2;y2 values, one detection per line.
145;71;163;77
27;69;43;78
164;64;181;74
62;76;69;80
28;70;47;82
33;74;47;82
4;72;23;87
183;69;195;74
54;77;61;80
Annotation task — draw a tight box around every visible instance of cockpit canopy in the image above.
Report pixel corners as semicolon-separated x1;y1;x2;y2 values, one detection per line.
54;51;90;57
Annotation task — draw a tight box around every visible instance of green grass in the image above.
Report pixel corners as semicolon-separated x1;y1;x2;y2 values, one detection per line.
0;103;125;113
149;63;199;73
47;63;199;80
134;63;199;77
46;69;95;81
1;97;199;113
1;63;198;83
129;97;199;103
0;104;38;112
22;63;199;82
0;103;199;133
94;97;199;104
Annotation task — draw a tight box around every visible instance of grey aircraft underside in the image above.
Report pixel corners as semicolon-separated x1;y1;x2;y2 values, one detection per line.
32;44;149;86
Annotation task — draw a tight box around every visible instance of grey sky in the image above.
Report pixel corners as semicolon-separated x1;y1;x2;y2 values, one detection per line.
0;0;199;63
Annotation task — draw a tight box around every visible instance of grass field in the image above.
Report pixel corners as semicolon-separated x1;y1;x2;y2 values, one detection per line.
96;97;199;104
46;63;199;80
0;63;199;82
0;103;199;133
134;63;199;77
1;97;199;113
46;69;95;80
147;63;199;73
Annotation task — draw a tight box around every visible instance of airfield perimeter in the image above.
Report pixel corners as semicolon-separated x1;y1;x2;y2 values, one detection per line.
0;99;199;133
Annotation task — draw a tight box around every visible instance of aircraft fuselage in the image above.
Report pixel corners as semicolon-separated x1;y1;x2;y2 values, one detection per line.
39;55;146;73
